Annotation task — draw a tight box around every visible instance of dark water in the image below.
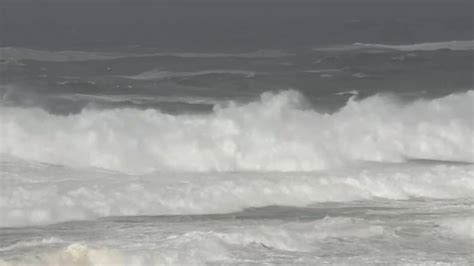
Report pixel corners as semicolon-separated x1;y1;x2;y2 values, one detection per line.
1;1;473;115
1;47;473;115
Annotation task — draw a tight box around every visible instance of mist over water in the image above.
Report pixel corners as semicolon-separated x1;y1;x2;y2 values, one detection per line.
1;0;473;265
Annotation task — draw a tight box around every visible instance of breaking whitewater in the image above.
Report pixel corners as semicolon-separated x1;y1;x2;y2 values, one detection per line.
0;89;473;265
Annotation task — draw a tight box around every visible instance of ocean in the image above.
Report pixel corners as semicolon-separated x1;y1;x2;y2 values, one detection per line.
0;1;473;265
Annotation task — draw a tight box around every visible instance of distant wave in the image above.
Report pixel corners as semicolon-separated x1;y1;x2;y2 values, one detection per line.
0;47;124;62
1;90;473;173
317;40;474;52
124;69;257;80
352;40;474;51
0;47;289;62
151;50;290;58
303;69;342;74
58;93;223;106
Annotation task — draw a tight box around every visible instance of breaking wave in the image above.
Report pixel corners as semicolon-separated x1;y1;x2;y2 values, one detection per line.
1;148;473;227
318;40;474;52
352;40;474;51
1;90;473;173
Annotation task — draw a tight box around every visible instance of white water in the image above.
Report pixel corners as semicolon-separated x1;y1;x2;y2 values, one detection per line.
1;156;473;227
1;90;473;174
1;207;472;265
1;90;473;265
0;217;388;265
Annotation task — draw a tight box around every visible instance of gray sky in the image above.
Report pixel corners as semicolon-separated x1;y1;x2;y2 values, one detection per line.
1;0;472;50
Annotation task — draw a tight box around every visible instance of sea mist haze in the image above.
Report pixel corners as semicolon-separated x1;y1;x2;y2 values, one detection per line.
0;0;473;265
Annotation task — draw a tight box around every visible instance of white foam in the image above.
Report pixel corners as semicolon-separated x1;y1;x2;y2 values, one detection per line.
0;244;154;266
438;216;474;239
0;235;231;266
216;216;384;251
2;215;471;265
0;217;388;265
334;90;359;96
1;90;473;173
1;90;474;226
0;158;473;227
0;238;64;252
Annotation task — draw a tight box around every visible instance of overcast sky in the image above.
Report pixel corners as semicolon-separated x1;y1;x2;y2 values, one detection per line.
1;0;472;3
1;0;472;50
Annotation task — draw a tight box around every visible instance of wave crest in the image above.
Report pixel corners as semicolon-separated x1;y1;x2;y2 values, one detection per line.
1;90;473;173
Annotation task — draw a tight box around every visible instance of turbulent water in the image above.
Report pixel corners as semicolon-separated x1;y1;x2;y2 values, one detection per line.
1;1;474;264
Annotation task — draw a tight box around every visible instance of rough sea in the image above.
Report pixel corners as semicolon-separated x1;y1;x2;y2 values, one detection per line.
0;1;473;265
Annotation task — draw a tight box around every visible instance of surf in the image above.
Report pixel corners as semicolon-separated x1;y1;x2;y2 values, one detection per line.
1;90;473;174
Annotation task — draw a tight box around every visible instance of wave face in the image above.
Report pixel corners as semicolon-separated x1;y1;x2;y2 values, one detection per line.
1;90;473;174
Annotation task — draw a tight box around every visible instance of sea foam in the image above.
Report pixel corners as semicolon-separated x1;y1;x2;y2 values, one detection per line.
0;215;471;265
1;90;473;173
1;157;473;227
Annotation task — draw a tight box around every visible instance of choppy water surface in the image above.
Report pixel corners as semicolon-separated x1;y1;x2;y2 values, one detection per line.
1;1;473;264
